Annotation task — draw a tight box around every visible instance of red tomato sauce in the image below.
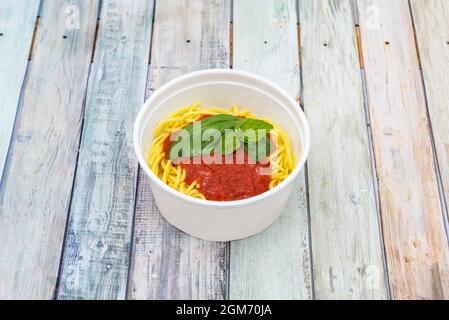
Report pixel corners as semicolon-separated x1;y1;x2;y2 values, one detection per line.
161;115;272;201
180;153;271;201
162;133;172;155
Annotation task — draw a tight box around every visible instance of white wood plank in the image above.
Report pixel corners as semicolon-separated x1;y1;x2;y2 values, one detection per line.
57;0;154;300
410;0;449;225
230;0;312;300
127;0;231;300
0;0;40;181
358;0;449;299
300;0;388;299
0;0;99;299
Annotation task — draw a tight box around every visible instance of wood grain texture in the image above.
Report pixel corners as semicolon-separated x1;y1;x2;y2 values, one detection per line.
410;0;449;223
0;0;99;299
357;0;449;299
127;0;231;300
0;0;40;181
57;0;154;300
230;0;312;300
300;0;387;299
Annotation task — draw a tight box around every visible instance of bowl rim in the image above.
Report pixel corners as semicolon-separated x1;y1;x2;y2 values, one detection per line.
133;69;310;208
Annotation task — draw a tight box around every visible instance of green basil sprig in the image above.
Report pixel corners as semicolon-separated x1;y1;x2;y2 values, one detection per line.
169;114;273;162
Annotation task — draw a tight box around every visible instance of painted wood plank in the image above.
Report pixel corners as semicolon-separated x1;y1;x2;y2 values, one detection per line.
0;0;99;299
410;0;449;224
57;0;154;300
300;0;388;299
229;0;312;300
127;0;231;300
357;0;449;299
0;0;40;181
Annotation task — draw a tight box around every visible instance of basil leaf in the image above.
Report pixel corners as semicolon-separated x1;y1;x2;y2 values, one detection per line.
238;118;273;132
169;114;239;160
201;114;239;129
201;128;222;155
238;118;273;146
244;134;271;162
220;129;242;155
168;114;273;162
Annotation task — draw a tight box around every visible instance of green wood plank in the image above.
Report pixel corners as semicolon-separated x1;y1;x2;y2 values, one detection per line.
127;0;231;300
230;0;312;300
57;0;154;300
0;0;99;299
300;0;388;299
0;0;40;182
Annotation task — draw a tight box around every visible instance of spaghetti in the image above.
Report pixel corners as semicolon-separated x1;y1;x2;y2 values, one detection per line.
148;103;296;201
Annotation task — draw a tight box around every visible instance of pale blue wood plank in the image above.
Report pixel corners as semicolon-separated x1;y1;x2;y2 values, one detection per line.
57;0;154;300
411;0;449;244
358;0;449;300
0;0;99;299
127;0;231;300
301;0;387;299
230;0;312;300
0;0;40;182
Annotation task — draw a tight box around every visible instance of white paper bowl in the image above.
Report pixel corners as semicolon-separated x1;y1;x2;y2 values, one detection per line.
134;69;310;241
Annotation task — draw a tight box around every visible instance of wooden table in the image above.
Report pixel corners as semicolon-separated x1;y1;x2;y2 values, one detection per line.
1;0;449;300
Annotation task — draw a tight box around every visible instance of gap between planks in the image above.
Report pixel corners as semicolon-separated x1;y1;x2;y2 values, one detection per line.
408;0;422;70
229;0;234;69
296;19;315;299
125;1;157;297
229;21;233;68
54;8;102;298
90;18;100;63
297;24;302;68
355;25;364;69
27;16;39;61
296;23;302;105
146;1;156;65
352;6;392;299
407;0;449;243
54;2;103;298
